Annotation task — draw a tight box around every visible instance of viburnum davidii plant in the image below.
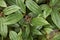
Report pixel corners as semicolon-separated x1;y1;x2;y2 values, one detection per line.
0;0;60;40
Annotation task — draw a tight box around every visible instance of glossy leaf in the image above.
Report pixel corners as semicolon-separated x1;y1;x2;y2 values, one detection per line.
3;5;20;15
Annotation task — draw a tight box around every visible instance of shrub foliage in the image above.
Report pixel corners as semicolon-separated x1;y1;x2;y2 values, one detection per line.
0;0;60;40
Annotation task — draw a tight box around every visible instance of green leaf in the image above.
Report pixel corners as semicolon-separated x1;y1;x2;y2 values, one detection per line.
28;35;33;40
5;0;24;5
40;4;52;18
22;25;30;40
5;0;16;5
31;17;49;26
0;0;7;7
26;0;42;16
22;0;24;2
51;10;60;29
5;11;23;25
0;18;8;37
41;36;47;40
52;33;60;40
35;0;45;4
44;28;53;34
18;29;23;40
9;23;20;28
5;0;25;13
16;0;26;13
3;5;20;15
9;31;18;40
46;16;57;29
32;29;42;35
49;0;58;6
25;25;30;37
